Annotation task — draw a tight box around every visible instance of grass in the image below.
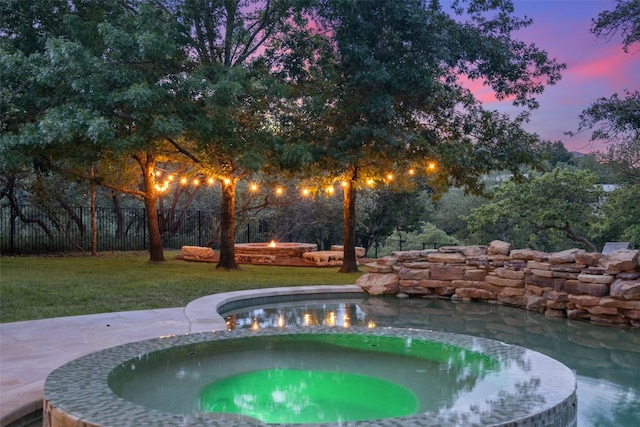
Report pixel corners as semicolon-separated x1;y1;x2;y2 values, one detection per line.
0;251;362;323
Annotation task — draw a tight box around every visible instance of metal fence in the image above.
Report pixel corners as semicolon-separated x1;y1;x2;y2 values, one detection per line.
0;205;269;255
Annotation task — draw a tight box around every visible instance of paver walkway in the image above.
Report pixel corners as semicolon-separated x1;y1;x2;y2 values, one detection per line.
0;284;363;426
0;308;190;426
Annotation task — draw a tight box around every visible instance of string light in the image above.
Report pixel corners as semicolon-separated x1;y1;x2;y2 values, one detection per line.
149;162;437;196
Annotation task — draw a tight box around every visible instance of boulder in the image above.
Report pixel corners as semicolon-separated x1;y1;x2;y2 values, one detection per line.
563;280;609;297
575;252;604;267
576;273;615;284
609;279;640;300
599;250;639;272
425;252;466;264
356;273;399;295
510;249;547;261
364;263;393;274
548;248;585;265
487;240;512;256
398;267;431;280
430;265;465;281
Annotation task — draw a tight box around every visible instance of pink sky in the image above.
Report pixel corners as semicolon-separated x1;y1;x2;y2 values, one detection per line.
475;0;639;154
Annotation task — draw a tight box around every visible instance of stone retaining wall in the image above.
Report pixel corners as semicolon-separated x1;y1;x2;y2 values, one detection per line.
356;240;640;327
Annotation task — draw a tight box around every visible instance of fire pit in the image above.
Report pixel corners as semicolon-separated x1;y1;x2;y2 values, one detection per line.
234;242;317;259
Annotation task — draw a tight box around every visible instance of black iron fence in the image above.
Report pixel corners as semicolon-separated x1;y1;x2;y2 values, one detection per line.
0;205;269;255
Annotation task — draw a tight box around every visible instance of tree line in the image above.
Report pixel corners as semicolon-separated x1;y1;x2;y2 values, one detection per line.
2;0;637;270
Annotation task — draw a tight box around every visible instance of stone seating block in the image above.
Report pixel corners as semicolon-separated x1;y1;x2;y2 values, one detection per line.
182;246;215;261
303;251;344;266
331;245;366;258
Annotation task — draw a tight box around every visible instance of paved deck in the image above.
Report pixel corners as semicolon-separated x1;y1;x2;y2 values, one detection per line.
0;285;363;426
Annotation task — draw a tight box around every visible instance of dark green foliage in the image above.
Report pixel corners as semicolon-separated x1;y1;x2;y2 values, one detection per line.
465;168;603;252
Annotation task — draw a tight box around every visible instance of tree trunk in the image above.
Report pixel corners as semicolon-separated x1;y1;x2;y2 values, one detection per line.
339;167;360;273
217;179;240;270
137;153;165;262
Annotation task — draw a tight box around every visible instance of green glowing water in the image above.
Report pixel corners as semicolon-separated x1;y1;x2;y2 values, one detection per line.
200;368;419;423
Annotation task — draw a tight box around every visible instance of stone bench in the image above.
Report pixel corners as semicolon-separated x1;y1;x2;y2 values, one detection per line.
331;245;366;257
181;246;215;261
303;251;344;266
235;254;276;263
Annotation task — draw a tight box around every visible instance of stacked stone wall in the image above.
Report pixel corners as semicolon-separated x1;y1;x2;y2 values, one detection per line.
356;240;640;327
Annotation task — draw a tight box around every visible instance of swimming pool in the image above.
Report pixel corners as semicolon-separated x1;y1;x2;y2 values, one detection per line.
222;294;640;426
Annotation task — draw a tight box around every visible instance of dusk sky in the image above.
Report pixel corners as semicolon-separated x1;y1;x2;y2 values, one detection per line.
471;0;639;154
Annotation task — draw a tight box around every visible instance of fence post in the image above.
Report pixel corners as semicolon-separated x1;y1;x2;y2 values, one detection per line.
143;208;147;249
198;210;202;245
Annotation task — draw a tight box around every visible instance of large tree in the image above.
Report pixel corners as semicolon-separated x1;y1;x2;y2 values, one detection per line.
173;0;310;270
1;0;189;261
277;0;565;272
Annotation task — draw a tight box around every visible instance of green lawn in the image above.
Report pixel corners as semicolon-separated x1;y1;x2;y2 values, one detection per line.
0;251;362;323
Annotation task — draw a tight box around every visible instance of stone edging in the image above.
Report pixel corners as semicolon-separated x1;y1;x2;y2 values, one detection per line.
356;241;640;327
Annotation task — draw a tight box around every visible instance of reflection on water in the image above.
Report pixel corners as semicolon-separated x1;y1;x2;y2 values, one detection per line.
225;296;640;427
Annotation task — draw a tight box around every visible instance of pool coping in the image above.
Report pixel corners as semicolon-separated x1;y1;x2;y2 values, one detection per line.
184;285;365;333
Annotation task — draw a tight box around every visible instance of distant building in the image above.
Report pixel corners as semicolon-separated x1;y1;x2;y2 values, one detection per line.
602;242;632;254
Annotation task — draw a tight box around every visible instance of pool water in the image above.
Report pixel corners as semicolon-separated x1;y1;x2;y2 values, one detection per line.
223;296;640;427
108;332;502;421
200;369;419;423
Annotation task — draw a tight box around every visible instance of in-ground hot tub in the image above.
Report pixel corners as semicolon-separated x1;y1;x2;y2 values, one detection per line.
43;327;577;426
234;242;317;258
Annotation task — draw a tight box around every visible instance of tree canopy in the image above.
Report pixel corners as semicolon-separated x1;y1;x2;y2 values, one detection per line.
274;0;565;271
465;168;603;252
3;0;569;265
